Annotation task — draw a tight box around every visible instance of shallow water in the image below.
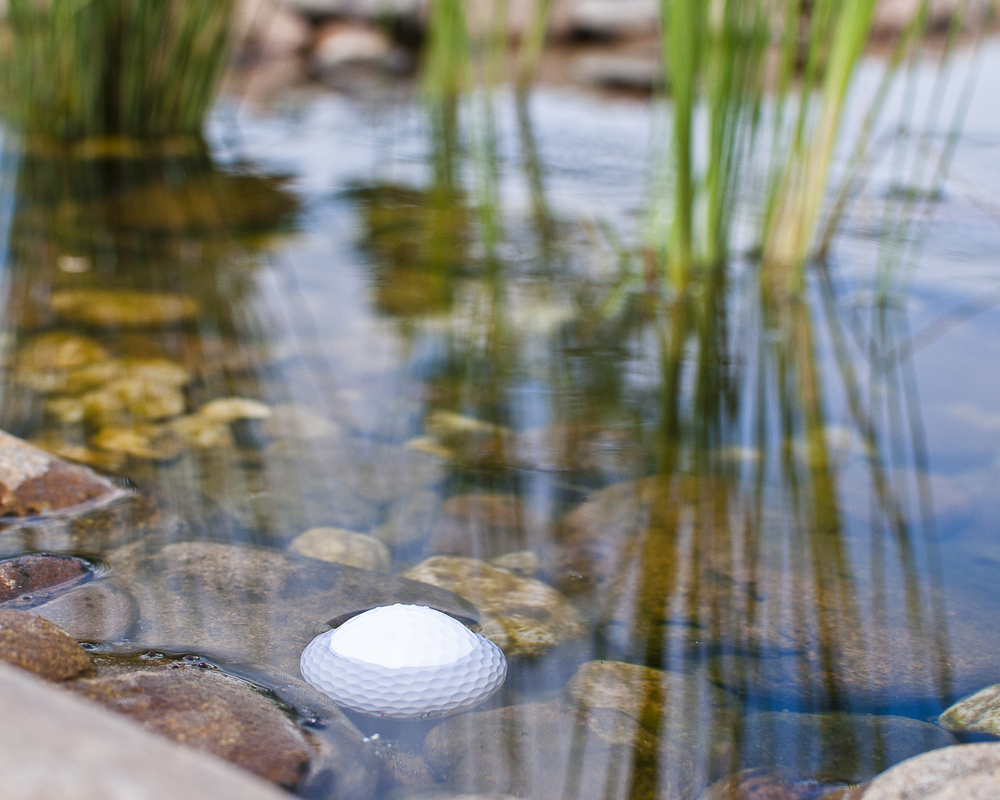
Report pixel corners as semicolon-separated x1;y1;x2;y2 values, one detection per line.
1;39;1000;799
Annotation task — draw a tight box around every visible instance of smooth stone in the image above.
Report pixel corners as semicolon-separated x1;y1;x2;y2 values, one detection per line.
312;21;395;70
0;661;291;800
372;490;442;550
31;580;138;641
371;744;437;793
402;555;585;658
0;553;90;602
423;700;694;800
575;54;661;91
69;670;311;787
28;433;129;472
107;541;478;675
940;683;1000;736
87;651;377;800
171;413;234;448
262;403;340;441
556;475;1000;707
205;439;380;537
489;550;541;577
289;527;391;571
0;430;124;516
565;660;737;762
739;712;957;784
49;290;201;327
199;397;273;422
0;609;94;681
862;742;1000;799
698;768;866;800
511;423;645;483
341;439;446;505
13;332;110;393
428;494;543;560
91;424;184;462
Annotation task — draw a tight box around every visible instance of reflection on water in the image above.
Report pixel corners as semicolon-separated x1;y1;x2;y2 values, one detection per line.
1;48;1000;800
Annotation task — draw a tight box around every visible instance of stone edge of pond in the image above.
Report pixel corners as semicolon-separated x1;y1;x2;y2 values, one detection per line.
0;660;291;800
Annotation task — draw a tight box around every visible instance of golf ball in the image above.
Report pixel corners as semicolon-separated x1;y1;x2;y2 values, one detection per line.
300;604;507;719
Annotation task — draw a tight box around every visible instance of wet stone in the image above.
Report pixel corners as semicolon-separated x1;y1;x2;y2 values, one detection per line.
565;660;738;764
371;742;437;793
107;541;478;676
289;527;391;571
372;490;442;551
423;700;694;800
261;403;341;441
49;289;201;328
0;609;94;681
738;712;957;785
31;580;137;642
0;553;90;602
861;742;1000;800
489;550;541;577
341;438;447;505
0;430;123;516
939;683;1000;737
402;555;586;658
91;423;185;462
698;769;866;800
69;669;311;787
556;475;1000;707
13;332;110;393
428;493;541;560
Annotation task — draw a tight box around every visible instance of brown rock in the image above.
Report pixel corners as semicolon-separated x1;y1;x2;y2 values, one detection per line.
698;769;863;800
70;670;311;787
50;290;201;328
373;745;437;793
0;609;94;681
428;494;538;559
0;431;123;516
0;553;90;602
402;555;585;658
32;581;138;642
861;742;1000;799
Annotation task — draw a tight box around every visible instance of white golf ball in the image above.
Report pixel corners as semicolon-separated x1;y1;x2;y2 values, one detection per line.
300;604;507;719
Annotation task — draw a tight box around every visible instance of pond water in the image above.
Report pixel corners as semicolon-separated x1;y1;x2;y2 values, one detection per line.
1;36;1000;800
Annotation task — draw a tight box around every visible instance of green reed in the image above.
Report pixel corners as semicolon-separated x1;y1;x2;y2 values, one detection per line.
0;0;234;139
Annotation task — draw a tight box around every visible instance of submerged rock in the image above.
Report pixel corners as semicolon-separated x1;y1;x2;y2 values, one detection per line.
13;332;111;393
939;683;1000;737
289;527;391;571
423;700;693;800
31;580;138;642
49;290;201;327
555;474;1000;707
0;430;123;516
91;423;185;462
70;670;311;787
738;712;957;784
402;555;586;658
372;490;442;550
0;609;94;681
489;550;541;577
861;742;1000;799
107;541;477;675
863;742;1000;800
565;660;737;765
427;493;543;560
698;769;866;800
0;553;90;602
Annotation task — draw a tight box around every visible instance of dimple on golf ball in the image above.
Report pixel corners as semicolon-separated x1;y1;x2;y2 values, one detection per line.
300;604;507;719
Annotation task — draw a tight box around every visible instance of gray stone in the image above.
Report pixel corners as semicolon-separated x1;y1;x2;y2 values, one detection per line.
341;439;447;505
738;712;957;784
940;683;1000;737
427;493;544;560
423;701;694;800
289;527;391;571
698;769;866;800
862;742;1000;800
402;555;585;658
564;0;659;37
107;541;477;675
575;54;661;91
0;660;291;800
372;490;442;550
31;580;137;642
